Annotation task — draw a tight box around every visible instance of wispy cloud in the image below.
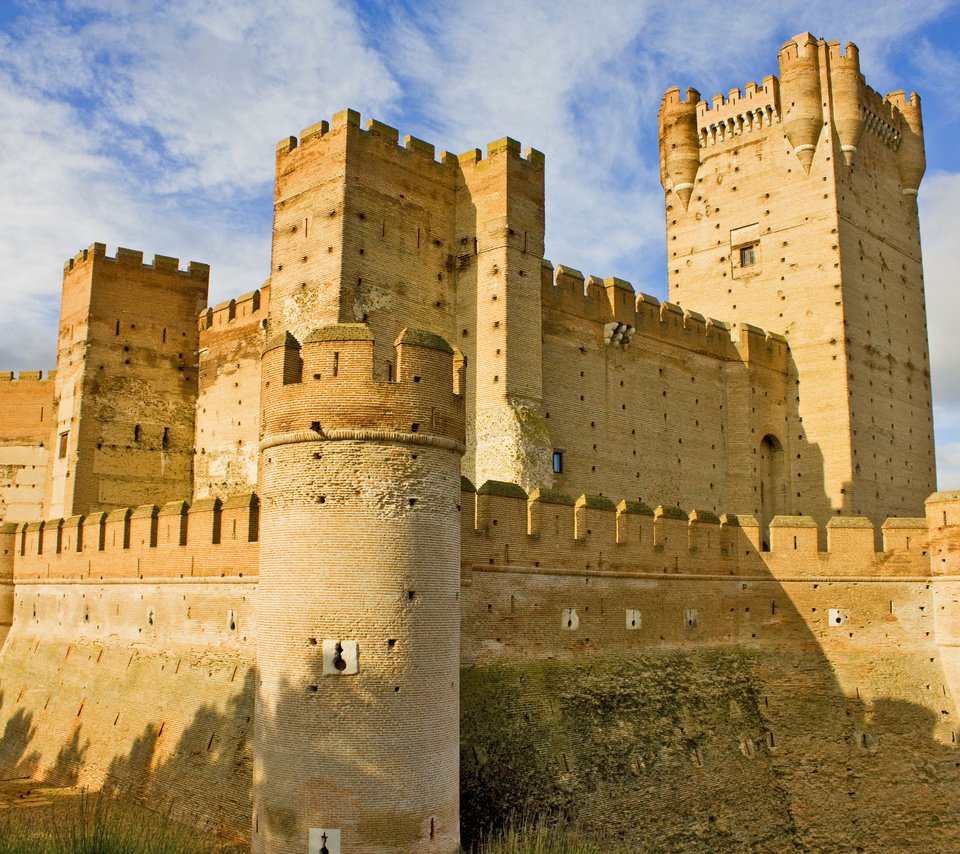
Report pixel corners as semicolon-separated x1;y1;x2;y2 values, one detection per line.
358;0;958;295
920;170;960;487
0;0;399;369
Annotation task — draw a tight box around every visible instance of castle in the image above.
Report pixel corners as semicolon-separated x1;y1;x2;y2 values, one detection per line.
0;32;957;854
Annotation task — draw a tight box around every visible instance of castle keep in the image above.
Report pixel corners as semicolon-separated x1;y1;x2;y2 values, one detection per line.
0;32;957;854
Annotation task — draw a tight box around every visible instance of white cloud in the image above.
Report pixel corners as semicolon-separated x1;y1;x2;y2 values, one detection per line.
935;440;960;492
920;170;960;408
0;0;400;371
0;0;957;400
920;170;960;487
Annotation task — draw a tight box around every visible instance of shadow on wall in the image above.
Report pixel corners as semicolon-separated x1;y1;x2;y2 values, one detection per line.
250;671;459;852
0;660;445;849
0;666;255;842
0;538;957;851
0;691;40;777
458;534;960;852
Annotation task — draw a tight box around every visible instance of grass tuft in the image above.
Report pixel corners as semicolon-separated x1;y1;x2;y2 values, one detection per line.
471;815;614;854
0;789;244;854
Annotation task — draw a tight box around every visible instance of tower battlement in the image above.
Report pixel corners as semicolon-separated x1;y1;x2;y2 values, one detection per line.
63;242;209;278
199;286;267;332
698;76;779;117
260;324;465;451
777;30;819;64
275;108;544;175
662;33;924;177
825;39;859;64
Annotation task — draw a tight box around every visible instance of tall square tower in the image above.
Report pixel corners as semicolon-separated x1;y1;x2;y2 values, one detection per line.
659;33;933;526
45;244;208;517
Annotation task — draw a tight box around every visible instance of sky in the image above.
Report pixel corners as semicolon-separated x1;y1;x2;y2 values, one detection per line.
1;0;959;486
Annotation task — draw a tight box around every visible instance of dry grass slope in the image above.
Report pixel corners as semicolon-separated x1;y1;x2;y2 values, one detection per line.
0;789;244;854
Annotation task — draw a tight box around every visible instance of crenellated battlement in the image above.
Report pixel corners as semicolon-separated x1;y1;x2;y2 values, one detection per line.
461;479;932;579
276;107;453;169
540;259;789;367
825;39;859;64
275;108;544;178
198;284;269;332
887;89;921;112
11;493;259;582
456;135;545;170
63;242;209;278
0;370;56;384
778;31;820;64
861;85;903;149
660;86;700;107
260;324;465;453
696;76;780;148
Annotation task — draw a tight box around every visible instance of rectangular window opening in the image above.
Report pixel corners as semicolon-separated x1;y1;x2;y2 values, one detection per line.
58;431;69;459
552;449;563;474
740;245;757;267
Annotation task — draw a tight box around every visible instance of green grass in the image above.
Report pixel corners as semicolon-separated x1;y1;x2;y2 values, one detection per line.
0;790;244;854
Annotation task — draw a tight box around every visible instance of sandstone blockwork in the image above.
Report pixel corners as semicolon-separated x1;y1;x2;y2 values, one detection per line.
0;32;953;854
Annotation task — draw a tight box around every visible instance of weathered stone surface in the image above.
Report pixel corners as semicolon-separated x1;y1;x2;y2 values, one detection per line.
0;32;952;854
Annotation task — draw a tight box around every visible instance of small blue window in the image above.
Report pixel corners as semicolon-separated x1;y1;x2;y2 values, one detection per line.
552;450;563;474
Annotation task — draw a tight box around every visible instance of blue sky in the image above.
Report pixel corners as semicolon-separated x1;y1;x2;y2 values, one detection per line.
1;0;959;487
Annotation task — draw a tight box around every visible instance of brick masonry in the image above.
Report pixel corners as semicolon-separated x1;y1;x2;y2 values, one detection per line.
0;31;953;854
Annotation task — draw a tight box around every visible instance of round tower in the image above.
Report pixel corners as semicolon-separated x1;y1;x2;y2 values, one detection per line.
254;323;465;854
890;90;926;195
827;41;865;167
778;32;823;173
658;86;701;210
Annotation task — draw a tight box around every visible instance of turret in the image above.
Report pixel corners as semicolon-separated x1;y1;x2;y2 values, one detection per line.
778;33;823;173
658;87;701;209
827;40;865;167
254;324;465;854
889;90;925;195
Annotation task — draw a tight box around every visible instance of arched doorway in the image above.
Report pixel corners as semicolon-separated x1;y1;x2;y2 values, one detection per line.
758;434;785;550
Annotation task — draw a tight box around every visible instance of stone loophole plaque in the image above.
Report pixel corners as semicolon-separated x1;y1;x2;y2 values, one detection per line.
322;640;359;675
309;828;340;854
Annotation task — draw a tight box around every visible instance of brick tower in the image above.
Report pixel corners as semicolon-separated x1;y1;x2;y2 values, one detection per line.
254;324;465;853
45;244;208;518
659;33;934;528
271;111;549;493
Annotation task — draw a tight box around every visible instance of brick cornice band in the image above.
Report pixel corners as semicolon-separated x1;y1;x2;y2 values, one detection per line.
260;428;466;455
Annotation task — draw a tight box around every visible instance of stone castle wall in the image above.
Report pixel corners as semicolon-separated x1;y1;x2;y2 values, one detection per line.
460;484;960;852
195;287;269;500
0;372;54;523
0;499;258;839
2;487;960;850
538;262;792;521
